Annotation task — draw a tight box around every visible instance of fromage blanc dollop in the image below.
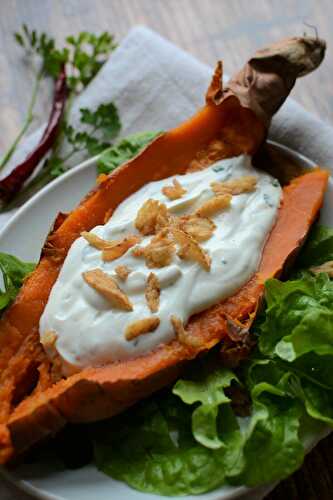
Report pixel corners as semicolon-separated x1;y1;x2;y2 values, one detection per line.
39;155;282;372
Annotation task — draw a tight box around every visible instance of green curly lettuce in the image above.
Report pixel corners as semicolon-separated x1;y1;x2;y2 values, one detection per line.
93;225;333;494
0;252;35;312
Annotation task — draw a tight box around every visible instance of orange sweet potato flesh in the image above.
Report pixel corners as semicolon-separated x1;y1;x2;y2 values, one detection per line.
0;37;328;463
0;168;328;463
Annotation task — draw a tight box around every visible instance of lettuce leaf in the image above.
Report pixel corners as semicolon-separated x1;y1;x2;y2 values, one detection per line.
4;218;325;495
0;252;35;312
259;273;333;360
230;399;304;486
94;258;333;495
173;364;237;449
1;131;330;494
257;272;333;426
227;359;305;485
94;362;246;495
94;393;230;496
94;357;316;494
297;224;333;268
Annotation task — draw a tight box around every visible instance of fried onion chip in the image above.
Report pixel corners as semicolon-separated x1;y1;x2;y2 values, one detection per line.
125;317;160;340
162;178;187;200
81;231;116;250
171;227;211;271
177;215;216;242
133;230;176;268
145;272;160;312
135;199;169;235
41;330;57;349
195;194;232;217
170;315;200;347
102;235;140;262
211;175;257;195
115;265;131;281
83;268;133;311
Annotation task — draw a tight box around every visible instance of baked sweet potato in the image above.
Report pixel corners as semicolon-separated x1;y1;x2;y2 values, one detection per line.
0;36;328;463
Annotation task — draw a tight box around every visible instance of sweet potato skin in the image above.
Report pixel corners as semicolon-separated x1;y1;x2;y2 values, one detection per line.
0;62;329;462
0;97;264;374
0;95;267;463
0;168;328;464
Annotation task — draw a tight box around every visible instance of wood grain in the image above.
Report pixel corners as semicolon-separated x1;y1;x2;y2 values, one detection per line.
0;1;332;499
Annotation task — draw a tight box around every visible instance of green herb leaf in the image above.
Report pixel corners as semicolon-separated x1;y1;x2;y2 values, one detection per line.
54;103;121;169
6;25;119;205
80;103;121;141
48;156;66;178
65;31;117;91
14;32;24;47
14;25;68;78
98;131;161;174
93;264;333;495
14;26;116;87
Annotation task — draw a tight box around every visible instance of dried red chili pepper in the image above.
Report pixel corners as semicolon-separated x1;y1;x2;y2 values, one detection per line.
0;64;68;205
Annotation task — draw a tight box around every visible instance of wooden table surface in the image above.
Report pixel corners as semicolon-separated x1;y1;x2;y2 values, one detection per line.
0;1;332;499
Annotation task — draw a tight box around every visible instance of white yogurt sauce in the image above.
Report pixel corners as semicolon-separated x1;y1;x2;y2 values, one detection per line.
40;155;282;372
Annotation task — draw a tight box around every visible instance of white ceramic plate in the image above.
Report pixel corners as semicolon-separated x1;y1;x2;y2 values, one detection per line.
0;143;332;500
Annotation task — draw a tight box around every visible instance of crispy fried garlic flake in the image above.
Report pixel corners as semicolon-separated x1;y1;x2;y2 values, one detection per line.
125;317;160;340
83;268;133;311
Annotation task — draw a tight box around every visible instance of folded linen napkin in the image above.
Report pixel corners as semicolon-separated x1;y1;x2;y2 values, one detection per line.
1;26;333;500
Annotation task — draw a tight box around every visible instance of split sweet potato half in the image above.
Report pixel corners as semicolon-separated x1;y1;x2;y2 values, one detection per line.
0;36;328;464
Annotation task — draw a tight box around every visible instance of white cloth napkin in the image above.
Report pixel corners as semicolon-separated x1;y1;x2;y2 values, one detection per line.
1;25;333;499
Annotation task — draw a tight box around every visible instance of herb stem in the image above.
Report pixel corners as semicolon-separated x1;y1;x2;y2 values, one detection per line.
60;147;80;163
0;68;44;171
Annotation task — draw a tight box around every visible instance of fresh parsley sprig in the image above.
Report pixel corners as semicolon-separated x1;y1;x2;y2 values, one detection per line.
49;102;121;175
0;25;119;206
9;102;122;207
14;24;68;78
14;25;116;88
66;32;117;91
